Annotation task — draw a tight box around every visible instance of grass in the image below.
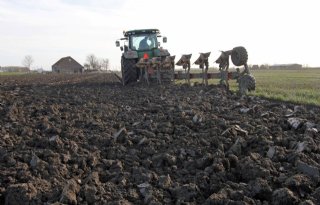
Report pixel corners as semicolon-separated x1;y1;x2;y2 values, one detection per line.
0;72;30;76
249;69;320;106
177;68;320;106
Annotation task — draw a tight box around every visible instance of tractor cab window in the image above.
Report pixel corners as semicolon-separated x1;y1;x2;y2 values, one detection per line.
130;34;158;51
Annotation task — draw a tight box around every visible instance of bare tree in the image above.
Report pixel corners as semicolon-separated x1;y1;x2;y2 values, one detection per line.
83;63;90;70
100;58;109;71
85;54;99;70
22;55;34;69
85;55;110;71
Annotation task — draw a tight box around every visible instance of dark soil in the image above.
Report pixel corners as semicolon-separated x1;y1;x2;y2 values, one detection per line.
0;73;319;205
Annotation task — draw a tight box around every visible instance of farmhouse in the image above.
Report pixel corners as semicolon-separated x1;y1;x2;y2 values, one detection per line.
52;56;84;73
251;64;259;70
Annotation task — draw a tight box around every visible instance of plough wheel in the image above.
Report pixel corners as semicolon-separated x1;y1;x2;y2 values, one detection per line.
238;74;256;95
231;46;248;66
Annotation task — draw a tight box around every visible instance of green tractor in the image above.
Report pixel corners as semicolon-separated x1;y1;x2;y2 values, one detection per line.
116;29;173;85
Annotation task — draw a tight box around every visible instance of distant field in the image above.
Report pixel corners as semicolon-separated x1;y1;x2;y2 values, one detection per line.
1;69;319;106
178;68;320;106
0;72;30;76
249;69;320;106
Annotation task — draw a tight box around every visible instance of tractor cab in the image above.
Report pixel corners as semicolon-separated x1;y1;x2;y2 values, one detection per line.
116;29;168;59
130;33;158;51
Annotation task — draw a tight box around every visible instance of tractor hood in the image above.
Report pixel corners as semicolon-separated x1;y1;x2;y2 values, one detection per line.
137;48;170;59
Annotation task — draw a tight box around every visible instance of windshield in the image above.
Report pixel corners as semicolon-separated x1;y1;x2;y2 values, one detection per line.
130;34;158;51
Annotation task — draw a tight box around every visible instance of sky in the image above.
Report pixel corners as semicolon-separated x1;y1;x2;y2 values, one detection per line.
0;0;320;70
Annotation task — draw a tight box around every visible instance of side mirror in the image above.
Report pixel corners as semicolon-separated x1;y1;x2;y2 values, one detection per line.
116;41;120;47
163;37;167;43
120;46;123;51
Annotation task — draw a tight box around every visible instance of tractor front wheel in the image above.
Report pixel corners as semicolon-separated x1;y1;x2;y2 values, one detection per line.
121;57;138;85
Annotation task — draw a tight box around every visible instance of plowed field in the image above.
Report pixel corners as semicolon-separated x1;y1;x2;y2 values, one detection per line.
1;73;319;205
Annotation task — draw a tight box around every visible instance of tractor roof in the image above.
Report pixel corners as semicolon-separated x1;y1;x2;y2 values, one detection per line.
124;29;160;37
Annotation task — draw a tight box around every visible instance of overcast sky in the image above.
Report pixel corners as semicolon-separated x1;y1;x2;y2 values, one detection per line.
0;0;319;70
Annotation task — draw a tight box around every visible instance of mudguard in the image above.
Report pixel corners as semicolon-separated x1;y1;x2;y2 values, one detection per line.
155;48;170;57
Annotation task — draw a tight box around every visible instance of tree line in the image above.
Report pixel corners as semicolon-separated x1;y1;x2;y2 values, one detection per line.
84;54;109;71
20;54;110;71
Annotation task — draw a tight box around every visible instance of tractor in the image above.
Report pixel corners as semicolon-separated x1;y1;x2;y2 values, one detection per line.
115;29;174;85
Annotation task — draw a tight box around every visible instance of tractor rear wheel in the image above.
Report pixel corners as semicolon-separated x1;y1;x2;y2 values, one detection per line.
231;46;248;66
121;57;138;85
238;74;256;95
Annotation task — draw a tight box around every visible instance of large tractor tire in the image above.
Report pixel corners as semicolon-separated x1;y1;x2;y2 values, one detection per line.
121;57;138;85
231;46;248;66
238;74;256;95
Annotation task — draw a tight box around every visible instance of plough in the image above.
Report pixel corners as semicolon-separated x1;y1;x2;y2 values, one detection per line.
135;47;255;95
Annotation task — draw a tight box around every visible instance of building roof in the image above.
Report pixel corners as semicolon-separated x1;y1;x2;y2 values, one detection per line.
52;56;84;68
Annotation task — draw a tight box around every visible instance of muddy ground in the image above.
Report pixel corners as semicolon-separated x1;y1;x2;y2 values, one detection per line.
0;73;319;205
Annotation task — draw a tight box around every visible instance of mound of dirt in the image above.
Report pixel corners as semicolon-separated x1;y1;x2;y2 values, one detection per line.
0;73;319;204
